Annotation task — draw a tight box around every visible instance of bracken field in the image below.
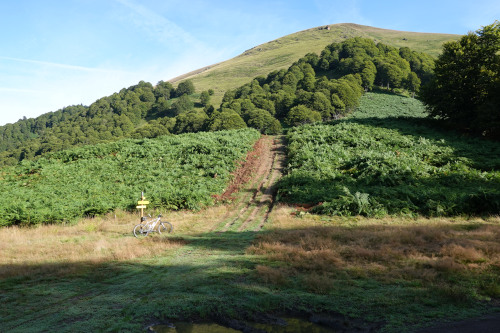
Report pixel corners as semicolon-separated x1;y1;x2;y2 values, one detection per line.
278;91;500;217
0;128;260;226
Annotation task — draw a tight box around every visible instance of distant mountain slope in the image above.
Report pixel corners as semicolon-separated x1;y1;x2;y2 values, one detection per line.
170;23;459;105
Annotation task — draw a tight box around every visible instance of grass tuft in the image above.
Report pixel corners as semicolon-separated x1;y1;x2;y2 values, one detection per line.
255;265;289;286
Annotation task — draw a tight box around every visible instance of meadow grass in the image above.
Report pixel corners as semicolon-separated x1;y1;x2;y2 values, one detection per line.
251;206;500;301
0;206;230;268
2;204;499;332
0;205;261;332
0;208;225;280
250;206;500;331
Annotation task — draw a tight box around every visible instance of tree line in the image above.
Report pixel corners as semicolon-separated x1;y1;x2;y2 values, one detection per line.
0;80;198;166
215;37;433;134
421;21;500;139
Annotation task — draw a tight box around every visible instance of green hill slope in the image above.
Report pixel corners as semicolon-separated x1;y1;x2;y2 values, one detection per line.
171;23;459;105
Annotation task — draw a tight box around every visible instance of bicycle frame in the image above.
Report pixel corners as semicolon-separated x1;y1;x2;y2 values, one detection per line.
142;215;161;233
133;214;172;238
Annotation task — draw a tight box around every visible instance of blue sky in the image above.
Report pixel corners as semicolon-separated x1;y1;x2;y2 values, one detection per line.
1;0;499;126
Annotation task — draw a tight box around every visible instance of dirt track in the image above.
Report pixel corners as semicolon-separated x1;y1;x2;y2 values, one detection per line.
213;135;285;233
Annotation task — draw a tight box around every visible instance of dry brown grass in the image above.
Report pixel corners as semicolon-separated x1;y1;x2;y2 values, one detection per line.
255;265;288;285
164;205;228;234
0;206;227;279
249;205;500;296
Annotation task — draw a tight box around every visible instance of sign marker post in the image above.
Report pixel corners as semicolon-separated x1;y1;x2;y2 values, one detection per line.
137;192;149;221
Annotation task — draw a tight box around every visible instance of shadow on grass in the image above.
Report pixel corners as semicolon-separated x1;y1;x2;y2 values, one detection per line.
0;231;268;332
1;224;499;332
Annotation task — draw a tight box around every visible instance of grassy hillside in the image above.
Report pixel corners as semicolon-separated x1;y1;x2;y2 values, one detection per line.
171;23;459;105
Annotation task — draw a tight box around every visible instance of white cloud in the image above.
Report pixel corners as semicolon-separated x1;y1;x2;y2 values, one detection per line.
114;0;200;47
0;56;130;74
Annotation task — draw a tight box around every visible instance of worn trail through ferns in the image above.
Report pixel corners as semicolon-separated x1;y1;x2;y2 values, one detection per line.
214;135;286;233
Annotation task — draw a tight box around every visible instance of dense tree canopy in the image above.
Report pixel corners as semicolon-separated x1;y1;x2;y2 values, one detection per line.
220;37;431;132
285;105;321;126
175;80;195;97
0;80;194;166
208;110;247;131
200;91;211;107
172;94;195;115
421;22;500;138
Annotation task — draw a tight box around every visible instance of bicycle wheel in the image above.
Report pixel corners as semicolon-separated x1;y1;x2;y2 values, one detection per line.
133;224;148;238
158;221;173;234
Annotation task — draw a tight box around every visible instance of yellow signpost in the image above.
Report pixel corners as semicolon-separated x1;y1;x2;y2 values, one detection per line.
137;192;149;221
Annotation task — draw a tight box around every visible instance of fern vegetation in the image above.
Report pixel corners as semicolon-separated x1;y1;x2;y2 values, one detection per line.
0;129;260;226
278;91;500;217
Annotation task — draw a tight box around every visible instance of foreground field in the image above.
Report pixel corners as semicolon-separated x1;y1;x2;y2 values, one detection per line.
2;134;499;332
1;206;499;332
252;208;500;318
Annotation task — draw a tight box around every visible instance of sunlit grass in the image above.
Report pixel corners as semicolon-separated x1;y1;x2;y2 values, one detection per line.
0;206;229;279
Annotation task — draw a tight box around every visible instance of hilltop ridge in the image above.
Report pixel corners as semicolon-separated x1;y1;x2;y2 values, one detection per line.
169;23;458;105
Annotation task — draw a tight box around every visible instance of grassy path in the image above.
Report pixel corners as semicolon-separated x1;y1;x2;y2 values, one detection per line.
217;135;285;233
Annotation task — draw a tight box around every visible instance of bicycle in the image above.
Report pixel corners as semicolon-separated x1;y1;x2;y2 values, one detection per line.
133;214;173;238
